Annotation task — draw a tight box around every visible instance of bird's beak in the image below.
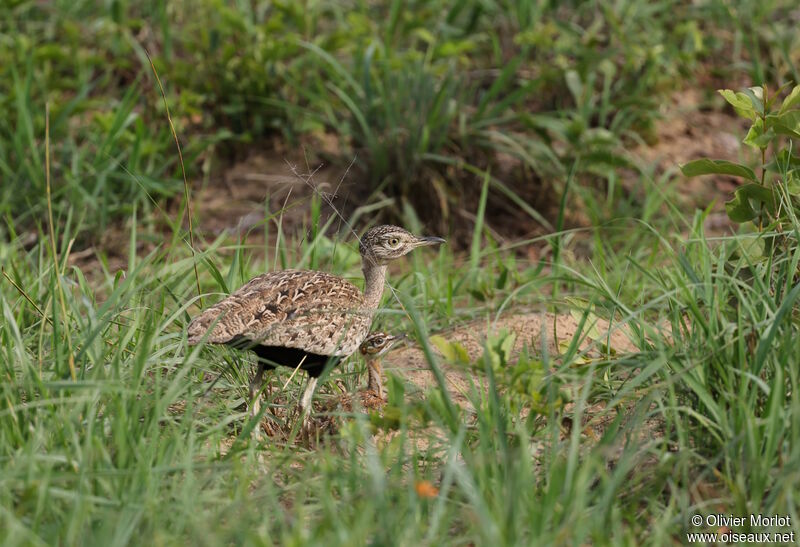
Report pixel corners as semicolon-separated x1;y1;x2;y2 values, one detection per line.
379;333;407;355
415;235;446;247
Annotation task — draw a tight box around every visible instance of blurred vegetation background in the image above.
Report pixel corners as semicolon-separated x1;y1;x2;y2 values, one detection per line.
3;0;796;237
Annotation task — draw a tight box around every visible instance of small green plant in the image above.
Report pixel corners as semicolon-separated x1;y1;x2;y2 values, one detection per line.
484;330;568;415
681;83;800;240
663;82;800;520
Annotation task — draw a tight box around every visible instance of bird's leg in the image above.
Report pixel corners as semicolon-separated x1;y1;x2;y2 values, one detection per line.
266;380;278;418
249;363;266;440
249;363;266;417
297;376;319;442
298;376;318;418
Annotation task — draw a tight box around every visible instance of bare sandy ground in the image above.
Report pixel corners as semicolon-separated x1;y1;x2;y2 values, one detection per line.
384;311;639;410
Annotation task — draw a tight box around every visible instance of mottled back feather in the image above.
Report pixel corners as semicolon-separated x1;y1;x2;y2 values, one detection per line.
187;269;373;356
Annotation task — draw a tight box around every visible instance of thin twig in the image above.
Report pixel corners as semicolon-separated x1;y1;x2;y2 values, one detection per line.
281;355;309;390
283;158;409;313
145;49;203;307
274;188;293;271
1;267;52;326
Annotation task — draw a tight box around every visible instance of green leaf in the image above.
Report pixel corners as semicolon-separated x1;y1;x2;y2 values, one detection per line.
565;297;603;341
725;183;777;223
495;267;508;290
743;118;775;150
498;332;516;363
725;191;757;223
743;87;765;115
680;159;757;181
718;89;748;109
737;235;764;261
429;335;470;364
718;89;756;120
786;170;800;195
779;84;800;115
769;111;800;139
469;289;486;302
568;308;602;341
565;70;583;103
413;28;436;45
483;330;516;369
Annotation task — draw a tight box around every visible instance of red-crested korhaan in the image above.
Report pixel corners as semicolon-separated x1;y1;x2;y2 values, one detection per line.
360;331;405;400
187;225;444;432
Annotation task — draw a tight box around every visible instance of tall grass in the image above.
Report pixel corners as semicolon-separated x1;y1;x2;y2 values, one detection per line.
3;162;800;543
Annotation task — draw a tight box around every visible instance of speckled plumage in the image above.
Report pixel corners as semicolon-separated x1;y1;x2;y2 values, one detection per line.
360;331;404;397
187;269;372;356
186;224;444;434
188;225;444;363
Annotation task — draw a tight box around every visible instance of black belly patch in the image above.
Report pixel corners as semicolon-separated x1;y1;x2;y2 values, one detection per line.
228;336;340;378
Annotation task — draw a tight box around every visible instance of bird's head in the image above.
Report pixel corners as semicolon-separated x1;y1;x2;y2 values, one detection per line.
359;225;445;265
359;332;405;358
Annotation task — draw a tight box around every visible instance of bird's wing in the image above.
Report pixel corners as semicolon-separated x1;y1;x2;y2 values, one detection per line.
187;269;370;356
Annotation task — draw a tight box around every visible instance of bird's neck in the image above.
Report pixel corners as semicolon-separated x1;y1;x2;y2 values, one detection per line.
362;262;388;310
367;358;382;392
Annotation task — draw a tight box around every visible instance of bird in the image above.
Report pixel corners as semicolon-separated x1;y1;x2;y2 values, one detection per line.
360;331;405;400
187;224;445;435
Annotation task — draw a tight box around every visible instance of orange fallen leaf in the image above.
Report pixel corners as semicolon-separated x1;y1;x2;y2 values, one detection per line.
415;481;439;498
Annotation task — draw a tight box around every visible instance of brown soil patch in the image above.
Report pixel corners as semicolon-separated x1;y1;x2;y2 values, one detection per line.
65;148;353;283
376;311;663;458
194;149;322;238
628;88;755;233
211;310;664;465
385;312;638;410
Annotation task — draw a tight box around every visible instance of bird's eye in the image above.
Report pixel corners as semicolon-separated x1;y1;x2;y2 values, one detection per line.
374;337;384;346
388;237;400;247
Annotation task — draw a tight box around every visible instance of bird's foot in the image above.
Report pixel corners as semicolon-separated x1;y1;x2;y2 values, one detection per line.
249;398;281;442
299;412;317;446
359;389;386;410
260;416;280;438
